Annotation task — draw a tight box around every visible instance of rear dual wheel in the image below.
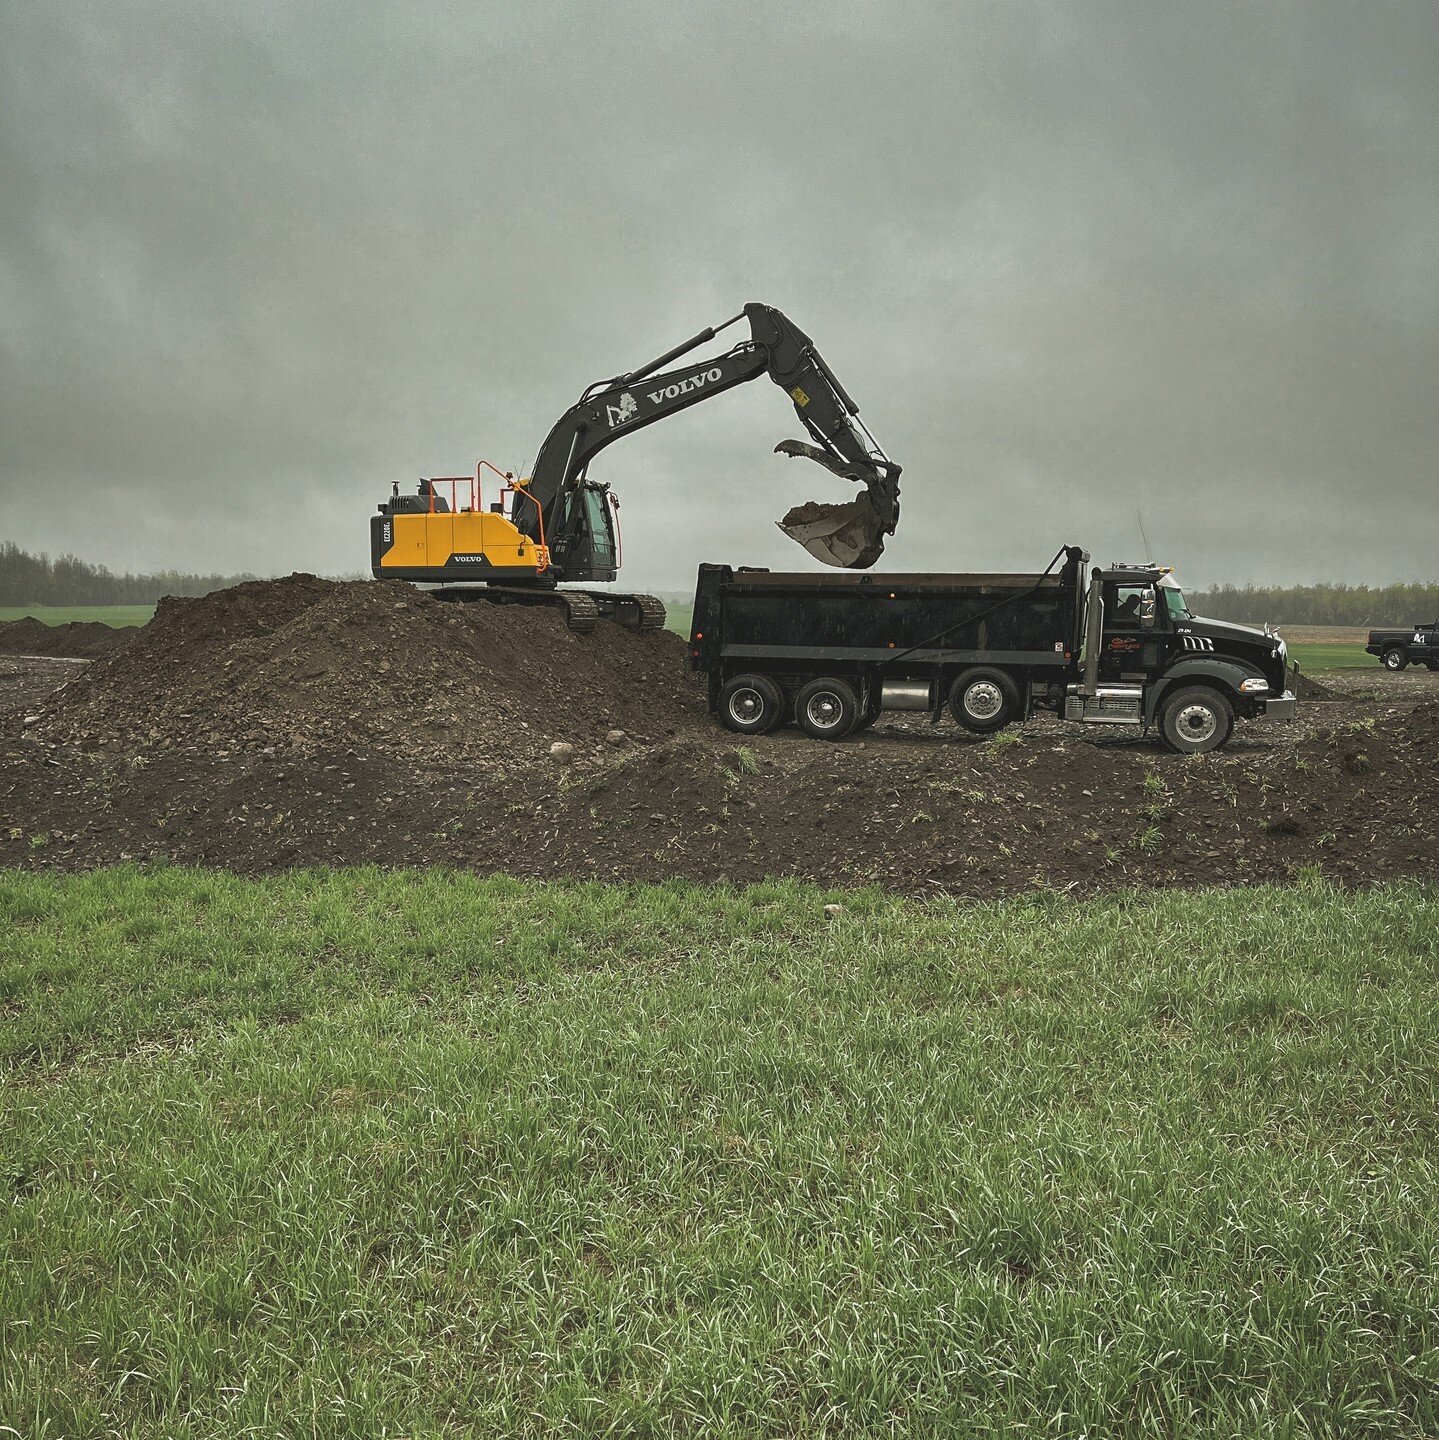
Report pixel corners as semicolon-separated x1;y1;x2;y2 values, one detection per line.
718;674;784;735
720;674;867;740
795;677;861;740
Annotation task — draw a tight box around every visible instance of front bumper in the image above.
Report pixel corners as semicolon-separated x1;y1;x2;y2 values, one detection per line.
1255;691;1297;721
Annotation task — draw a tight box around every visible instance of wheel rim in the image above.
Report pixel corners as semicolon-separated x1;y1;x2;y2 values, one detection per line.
964;681;1004;721
1385;652;1402;669
1175;702;1218;744
726;687;765;725
805;692;844;730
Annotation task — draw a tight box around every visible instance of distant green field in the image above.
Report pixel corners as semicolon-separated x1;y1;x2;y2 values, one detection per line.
0;604;155;628
1287;641;1373;673
663;600;693;636
4;868;1438;1438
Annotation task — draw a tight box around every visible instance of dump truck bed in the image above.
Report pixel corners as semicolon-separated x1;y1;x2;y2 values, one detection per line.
689;556;1087;674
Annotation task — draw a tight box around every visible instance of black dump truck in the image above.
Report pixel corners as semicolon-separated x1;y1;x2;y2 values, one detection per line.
1365;623;1439;671
688;545;1296;754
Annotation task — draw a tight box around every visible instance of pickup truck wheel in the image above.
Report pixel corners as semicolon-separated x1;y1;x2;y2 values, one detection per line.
1382;647;1408;671
718;674;783;735
795;677;860;740
948;668;1020;733
1425;662;1439;673
1159;685;1233;754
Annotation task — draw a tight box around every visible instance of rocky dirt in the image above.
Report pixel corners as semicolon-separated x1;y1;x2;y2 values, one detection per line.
1;576;1434;895
29;575;699;761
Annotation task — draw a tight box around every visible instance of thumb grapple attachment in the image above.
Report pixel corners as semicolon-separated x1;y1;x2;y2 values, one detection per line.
772;439;899;570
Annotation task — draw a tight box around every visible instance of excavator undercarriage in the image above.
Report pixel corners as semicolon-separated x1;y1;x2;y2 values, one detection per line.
431;585;666;634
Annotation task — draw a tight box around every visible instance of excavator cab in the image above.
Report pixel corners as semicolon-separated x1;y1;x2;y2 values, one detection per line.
553;483;619;583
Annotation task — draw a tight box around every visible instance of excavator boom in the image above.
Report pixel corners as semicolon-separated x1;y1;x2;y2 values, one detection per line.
525;302;901;572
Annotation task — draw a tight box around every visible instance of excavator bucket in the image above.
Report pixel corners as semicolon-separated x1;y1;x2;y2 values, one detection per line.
771;439;897;569
777;494;888;570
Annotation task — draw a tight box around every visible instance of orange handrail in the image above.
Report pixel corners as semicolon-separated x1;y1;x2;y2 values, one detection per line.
426;475;477;514
504;481;547;571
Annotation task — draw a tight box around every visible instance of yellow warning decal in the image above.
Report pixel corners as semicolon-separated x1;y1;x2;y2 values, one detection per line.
791;386;810;407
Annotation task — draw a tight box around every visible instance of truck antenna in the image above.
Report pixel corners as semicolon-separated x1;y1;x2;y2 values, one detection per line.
1135;509;1153;563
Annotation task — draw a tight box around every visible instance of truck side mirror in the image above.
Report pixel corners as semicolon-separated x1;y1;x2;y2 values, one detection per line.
1140;592;1157;630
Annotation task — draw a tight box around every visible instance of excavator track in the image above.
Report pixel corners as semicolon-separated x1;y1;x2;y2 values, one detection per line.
432;585;601;633
580;591;668;631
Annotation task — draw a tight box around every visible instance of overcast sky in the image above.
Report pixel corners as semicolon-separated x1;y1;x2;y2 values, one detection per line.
2;1;1435;590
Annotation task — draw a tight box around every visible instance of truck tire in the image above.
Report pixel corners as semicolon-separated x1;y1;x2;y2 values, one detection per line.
1382;647;1407;671
718;674;784;735
948;668;1019;733
1159;685;1233;754
795;677;860;740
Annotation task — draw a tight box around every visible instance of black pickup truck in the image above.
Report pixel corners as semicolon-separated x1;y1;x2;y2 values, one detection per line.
1366;623;1439;671
689;544;1297;754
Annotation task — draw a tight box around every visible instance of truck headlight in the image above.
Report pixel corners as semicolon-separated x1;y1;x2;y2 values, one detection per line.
1238;677;1269;693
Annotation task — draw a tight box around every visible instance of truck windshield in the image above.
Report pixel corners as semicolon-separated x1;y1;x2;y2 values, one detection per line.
1162;586;1193;622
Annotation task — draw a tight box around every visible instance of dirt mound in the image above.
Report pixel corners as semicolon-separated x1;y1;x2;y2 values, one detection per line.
4;584;1435;895
1398;700;1439;744
31;575;702;759
1292;668;1342;701
0;616;137;659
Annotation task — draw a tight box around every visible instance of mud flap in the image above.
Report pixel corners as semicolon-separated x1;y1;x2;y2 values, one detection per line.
776;493;887;570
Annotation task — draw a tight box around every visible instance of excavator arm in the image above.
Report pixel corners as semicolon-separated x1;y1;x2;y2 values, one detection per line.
523;302;901;572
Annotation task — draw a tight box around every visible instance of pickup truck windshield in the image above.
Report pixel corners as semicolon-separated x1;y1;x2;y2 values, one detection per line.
1163;586;1193;622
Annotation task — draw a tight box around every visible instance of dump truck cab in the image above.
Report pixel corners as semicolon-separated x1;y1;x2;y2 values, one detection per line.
1085;566;1290;701
1066;563;1294;746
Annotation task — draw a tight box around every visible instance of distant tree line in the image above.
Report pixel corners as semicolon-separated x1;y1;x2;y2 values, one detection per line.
1186;581;1439;627
3;537;1435;624
0;541;259;606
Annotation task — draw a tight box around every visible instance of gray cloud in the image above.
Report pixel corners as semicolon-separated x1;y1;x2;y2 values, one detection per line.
2;0;1435;589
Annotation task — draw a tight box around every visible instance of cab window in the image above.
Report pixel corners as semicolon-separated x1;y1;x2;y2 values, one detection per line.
582;489;615;566
1106;584;1156;629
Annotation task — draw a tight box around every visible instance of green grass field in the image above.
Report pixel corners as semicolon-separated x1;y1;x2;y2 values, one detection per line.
1286;642;1372;673
662;600;693;637
4;869;1437;1437
0;604;156;628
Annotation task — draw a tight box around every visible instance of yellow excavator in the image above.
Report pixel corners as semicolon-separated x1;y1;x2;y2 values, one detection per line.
370;302;902;630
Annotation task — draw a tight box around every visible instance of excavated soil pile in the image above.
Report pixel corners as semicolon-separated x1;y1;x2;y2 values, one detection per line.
0;616;138;659
1;580;1434;895
32;575;702;759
